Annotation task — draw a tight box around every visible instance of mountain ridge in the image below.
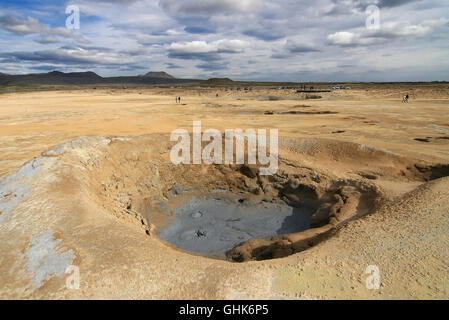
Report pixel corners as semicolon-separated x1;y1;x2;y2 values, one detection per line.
0;70;198;86
141;71;174;79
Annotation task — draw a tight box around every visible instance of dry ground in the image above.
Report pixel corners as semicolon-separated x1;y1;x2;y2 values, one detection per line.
1;84;448;176
0;84;448;299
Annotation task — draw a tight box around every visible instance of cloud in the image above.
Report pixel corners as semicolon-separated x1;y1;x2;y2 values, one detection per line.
168;39;248;61
327;31;360;46
196;61;227;71
0;46;135;67
119;48;148;56
0;15;89;45
159;0;262;16
95;0;141;4
285;40;321;53
34;36;60;45
184;26;215;34
243;29;284;41
0;15;71;37
165;62;182;69
59;45;114;52
30;64;67;71
168;41;218;55
328;18;449;46
271;40;321;59
377;0;422;8
325;0;423;16
0;0;448;80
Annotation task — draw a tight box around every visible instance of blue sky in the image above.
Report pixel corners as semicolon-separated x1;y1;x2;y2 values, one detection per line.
0;0;448;81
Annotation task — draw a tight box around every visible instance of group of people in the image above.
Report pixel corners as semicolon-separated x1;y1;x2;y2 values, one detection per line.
175;96;182;103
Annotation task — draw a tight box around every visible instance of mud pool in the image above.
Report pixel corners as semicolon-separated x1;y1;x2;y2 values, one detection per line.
157;195;314;259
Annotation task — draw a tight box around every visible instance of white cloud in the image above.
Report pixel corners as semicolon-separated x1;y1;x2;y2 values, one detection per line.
328;31;359;46
328;18;449;46
169;39;248;54
0;16;71;37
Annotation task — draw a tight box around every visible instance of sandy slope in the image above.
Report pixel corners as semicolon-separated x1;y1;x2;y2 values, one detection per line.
273;177;449;299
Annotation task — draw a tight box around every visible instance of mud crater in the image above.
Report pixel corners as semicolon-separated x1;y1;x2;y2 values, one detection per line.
157;193;313;259
88;135;449;262
143;164;381;262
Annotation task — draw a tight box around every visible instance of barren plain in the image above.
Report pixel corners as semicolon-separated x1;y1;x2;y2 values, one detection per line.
0;84;448;299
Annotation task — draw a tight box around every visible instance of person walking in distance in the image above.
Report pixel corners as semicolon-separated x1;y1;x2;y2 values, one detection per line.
402;93;409;103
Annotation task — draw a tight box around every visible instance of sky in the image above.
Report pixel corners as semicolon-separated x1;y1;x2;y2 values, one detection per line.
0;0;448;81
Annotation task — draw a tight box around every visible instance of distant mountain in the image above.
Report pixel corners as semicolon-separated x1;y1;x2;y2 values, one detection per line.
201;78;237;85
141;71;175;79
0;71;104;85
0;71;199;86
